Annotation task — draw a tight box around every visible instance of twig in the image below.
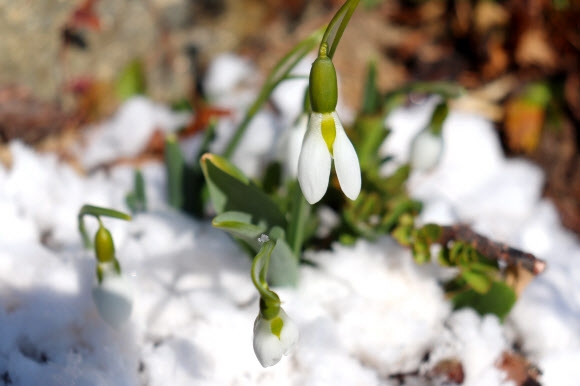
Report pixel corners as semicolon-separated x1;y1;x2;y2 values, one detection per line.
438;225;547;275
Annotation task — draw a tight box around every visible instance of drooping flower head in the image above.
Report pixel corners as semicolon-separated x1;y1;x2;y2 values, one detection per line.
253;298;299;368
409;101;448;172
297;44;361;204
92;221;133;328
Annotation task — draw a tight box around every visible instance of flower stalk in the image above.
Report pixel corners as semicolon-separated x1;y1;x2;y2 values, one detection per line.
251;236;299;367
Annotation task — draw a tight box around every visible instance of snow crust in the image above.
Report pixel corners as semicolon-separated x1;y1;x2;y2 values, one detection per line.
0;54;579;385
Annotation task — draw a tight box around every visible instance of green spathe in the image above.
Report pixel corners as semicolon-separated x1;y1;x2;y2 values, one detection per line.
95;224;115;263
309;44;338;113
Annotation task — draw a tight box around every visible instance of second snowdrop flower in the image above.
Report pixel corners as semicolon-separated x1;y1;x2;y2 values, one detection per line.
92;221;133;328
253;300;299;368
298;44;361;204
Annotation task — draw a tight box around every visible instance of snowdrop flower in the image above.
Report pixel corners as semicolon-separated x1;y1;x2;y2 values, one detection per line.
253;306;299;367
410;101;447;172
410;129;443;171
92;221;133;328
92;263;134;328
297;44;361;204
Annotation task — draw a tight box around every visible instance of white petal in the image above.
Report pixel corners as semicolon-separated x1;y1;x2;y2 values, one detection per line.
92;271;134;329
277;308;299;356
331;112;361;200
298;113;332;204
252;309;299;368
253;315;285;367
410;129;443;171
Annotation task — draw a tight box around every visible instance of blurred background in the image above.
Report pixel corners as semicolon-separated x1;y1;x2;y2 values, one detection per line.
1;0;580;232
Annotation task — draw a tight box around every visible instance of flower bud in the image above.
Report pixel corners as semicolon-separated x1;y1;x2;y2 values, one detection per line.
94;224;115;263
253;307;299;367
410;129;443;171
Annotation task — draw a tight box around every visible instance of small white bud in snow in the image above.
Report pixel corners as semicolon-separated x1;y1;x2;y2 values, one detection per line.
253;307;299;367
410;129;443;172
92;264;133;328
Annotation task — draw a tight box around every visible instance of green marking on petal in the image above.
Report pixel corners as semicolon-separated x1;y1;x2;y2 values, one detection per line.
270;316;283;339
321;113;336;156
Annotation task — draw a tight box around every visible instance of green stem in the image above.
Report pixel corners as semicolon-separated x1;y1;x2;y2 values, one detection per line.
222;28;324;159
78;205;131;249
251;240;280;304
287;182;310;258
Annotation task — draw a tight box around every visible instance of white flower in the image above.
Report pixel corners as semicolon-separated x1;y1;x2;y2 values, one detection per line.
297;111;361;204
92;263;134;329
410;128;443;171
253;307;299;367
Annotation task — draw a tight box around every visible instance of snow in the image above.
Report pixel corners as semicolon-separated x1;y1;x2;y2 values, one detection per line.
0;54;579;385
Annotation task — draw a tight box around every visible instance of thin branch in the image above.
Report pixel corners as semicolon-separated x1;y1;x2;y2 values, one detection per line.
438;225;547;275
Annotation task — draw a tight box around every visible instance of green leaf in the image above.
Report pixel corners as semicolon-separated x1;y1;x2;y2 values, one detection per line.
361;60;381;115
201;153;287;229
418;223;442;244
223;28;323;158
321;0;360;59
452;281;517;322
212;211;267;241
286;181;311;256
125;169;147;213
165;134;187;209
115;59;146;100
165;135;205;216
391;224;412;246
461;269;493;294
353;115;388;171
438;247;452;267
428;101;449;136
267;227;299;286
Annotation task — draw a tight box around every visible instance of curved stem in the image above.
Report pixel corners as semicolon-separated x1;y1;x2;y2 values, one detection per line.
251;240;280;304
78;205;131;249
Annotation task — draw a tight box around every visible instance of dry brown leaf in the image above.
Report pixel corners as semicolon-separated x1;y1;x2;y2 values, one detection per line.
515;29;557;69
474;0;509;34
497;351;541;386
428;358;465;384
504;99;545;154
505;264;536;297
482;38;509;79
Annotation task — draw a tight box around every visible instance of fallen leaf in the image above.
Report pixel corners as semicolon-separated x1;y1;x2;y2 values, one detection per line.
504;98;545;154
497;351;541;386
515;28;557;69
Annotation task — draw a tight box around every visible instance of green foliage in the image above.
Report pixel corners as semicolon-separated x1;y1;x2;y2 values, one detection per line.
201;153;301;286
160;1;532;321
223;28;324;158
164;120;215;218
125;169;147;213
115;59;147;100
452;281;517;322
320;0;360;59
201;154;287;228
